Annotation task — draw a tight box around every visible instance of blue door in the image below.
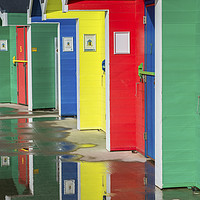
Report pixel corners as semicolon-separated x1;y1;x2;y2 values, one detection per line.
145;2;155;159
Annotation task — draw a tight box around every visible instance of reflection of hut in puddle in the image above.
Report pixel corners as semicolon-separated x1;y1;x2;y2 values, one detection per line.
59;159;107;199
0;155;33;199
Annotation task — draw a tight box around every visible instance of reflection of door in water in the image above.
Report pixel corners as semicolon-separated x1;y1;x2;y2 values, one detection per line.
145;3;155;159
16;27;28;105
18;119;29;187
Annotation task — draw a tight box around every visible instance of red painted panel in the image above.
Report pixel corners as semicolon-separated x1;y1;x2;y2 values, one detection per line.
16;27;28;105
69;0;145;152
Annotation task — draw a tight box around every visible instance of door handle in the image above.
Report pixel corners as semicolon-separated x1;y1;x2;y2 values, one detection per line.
138;63;155;81
13;56;28;65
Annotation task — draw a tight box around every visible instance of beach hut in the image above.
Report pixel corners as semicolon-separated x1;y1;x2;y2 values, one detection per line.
0;0;58;111
0;0;29;106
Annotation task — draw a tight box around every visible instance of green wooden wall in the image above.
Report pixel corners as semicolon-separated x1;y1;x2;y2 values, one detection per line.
31;24;57;109
10;26;17;104
162;0;200;188
0;27;11;102
8;13;27;26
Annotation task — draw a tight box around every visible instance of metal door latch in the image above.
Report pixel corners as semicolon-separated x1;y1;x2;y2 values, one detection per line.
143;16;147;25
138;63;155;82
144;132;147;141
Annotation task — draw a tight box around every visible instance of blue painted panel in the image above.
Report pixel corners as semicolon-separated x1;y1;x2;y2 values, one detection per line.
32;10;77;116
31;0;41;17
61;162;78;200
145;3;155;159
60;21;77;116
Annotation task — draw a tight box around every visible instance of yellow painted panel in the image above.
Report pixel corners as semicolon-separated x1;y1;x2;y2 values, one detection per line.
47;11;106;131
80;162;107;199
46;0;62;13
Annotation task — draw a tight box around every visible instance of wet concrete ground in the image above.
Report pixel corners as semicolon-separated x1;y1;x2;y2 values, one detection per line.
0;104;58;119
0;104;199;199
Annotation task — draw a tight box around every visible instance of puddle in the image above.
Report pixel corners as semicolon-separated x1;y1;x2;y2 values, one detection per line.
0;117;198;199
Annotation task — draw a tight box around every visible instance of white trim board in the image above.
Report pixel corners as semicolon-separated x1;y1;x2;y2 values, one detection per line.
57;23;61;116
105;11;110;151
76;19;80;129
41;0;48;21
27;26;33;111
27;0;33;24
62;0;69;13
155;0;163;189
0;12;8;26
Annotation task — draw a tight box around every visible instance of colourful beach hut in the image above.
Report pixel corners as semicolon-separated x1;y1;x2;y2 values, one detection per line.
0;0;58;111
0;0;29;106
153;0;200;190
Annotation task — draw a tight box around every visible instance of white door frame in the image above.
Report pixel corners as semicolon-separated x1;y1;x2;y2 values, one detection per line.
76;19;80;129
155;0;163;189
27;25;32;111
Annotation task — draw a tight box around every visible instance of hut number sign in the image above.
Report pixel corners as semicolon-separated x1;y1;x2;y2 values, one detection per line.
63;37;73;52
84;34;96;52
0;40;8;51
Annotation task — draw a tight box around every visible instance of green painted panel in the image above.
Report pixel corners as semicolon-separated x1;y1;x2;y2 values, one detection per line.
8;13;27;25
0;27;11;102
9;26;17;103
32;24;57;109
162;0;200;188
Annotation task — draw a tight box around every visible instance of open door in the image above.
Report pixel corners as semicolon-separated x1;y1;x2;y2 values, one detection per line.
145;2;155;159
16;26;28;105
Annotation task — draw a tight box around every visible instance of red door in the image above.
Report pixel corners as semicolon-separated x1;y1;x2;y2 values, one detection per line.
16;27;28;105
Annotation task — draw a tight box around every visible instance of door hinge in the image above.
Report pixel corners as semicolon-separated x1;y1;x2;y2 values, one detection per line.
143;16;147;25
144;132;147;140
144;176;148;186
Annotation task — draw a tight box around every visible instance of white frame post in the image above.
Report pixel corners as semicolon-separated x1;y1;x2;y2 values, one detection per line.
105;11;110;151
57;23;61;115
155;0;163;189
0;12;8;26
27;26;33;111
76;19;80;129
